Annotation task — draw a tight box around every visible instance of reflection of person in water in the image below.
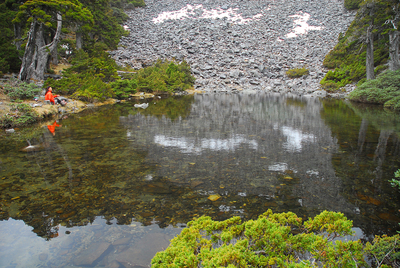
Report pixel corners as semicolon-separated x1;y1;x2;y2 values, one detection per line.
45;86;59;105
47;121;61;136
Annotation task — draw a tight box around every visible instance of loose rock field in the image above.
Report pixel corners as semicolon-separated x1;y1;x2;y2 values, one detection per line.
110;0;356;97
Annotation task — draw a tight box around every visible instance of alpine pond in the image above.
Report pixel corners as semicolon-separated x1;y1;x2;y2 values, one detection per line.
0;92;400;267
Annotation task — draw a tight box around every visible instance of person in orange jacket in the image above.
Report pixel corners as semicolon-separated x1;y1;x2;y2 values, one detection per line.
45;86;59;105
47;120;61;136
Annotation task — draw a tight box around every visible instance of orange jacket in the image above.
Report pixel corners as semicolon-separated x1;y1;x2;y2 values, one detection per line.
45;91;58;104
47;121;61;135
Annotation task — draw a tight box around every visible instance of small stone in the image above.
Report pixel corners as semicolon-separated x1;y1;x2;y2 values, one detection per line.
249;80;260;85
208;194;221;201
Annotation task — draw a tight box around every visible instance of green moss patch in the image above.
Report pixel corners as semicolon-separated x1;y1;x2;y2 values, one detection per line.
285;67;309;78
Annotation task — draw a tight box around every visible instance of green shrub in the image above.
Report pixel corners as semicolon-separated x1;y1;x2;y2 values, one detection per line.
109;79;137;99
321;5;390;91
3;80;42;100
389;169;400;191
71;74;113;102
0;103;38;128
0;57;9;75
286;67;309;78
344;0;363;10
365;234;400;267
152;210;400;267
128;0;145;7
152;210;369;267
374;64;388;76
45;47;118;101
0;2;22;74
111;59;195;98
349;69;400;109
111;0;145;9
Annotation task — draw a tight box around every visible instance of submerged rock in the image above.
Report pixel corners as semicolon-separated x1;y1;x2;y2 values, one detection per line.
73;242;111;266
116;233;172;268
208;194;221;201
134;103;149;109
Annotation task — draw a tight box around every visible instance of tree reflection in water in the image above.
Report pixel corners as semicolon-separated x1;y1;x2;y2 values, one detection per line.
0;93;399;244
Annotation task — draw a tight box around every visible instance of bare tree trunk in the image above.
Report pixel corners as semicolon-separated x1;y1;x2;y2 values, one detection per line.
51;46;58;66
18;19;39;81
13;23;23;51
389;30;400;71
18;13;62;82
76;31;83;50
366;25;375;80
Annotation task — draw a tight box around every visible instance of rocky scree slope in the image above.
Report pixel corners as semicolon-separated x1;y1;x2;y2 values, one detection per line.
110;0;355;97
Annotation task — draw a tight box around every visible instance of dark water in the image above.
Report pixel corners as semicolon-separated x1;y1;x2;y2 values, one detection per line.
1;92;400;267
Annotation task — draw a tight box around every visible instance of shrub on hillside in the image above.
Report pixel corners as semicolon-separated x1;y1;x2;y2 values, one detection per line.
110;59;195;99
3;80;42;100
0;103;38;128
349;69;400;110
286;67;309;78
344;0;363;10
109;78;138;99
45;46;117;102
321;3;390;91
128;0;145;8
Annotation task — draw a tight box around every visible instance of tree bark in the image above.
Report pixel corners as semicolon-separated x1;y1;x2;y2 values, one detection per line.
18;19;39;82
19;13;62;82
389;30;400;71
366;25;375;80
13;23;23;51
76;31;83;50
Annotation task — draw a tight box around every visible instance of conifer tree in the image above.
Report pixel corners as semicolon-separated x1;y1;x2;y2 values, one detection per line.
13;0;93;82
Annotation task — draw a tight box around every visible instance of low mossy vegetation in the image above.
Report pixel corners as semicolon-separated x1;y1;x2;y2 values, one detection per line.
45;56;195;101
3;80;42;101
152;210;400;267
110;59;195;99
127;0;145;8
285;67;309;78
321;1;391;91
0;103;38;129
321;33;389;91
0;80;49;129
344;0;363;10
349;69;400;110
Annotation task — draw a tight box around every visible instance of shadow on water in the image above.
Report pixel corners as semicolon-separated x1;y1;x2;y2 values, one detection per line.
0;93;399;267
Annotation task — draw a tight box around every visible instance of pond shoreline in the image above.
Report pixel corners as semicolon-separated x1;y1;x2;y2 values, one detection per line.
2;88;355;131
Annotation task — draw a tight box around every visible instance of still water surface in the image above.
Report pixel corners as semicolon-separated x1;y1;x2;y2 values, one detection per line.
1;92;400;267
